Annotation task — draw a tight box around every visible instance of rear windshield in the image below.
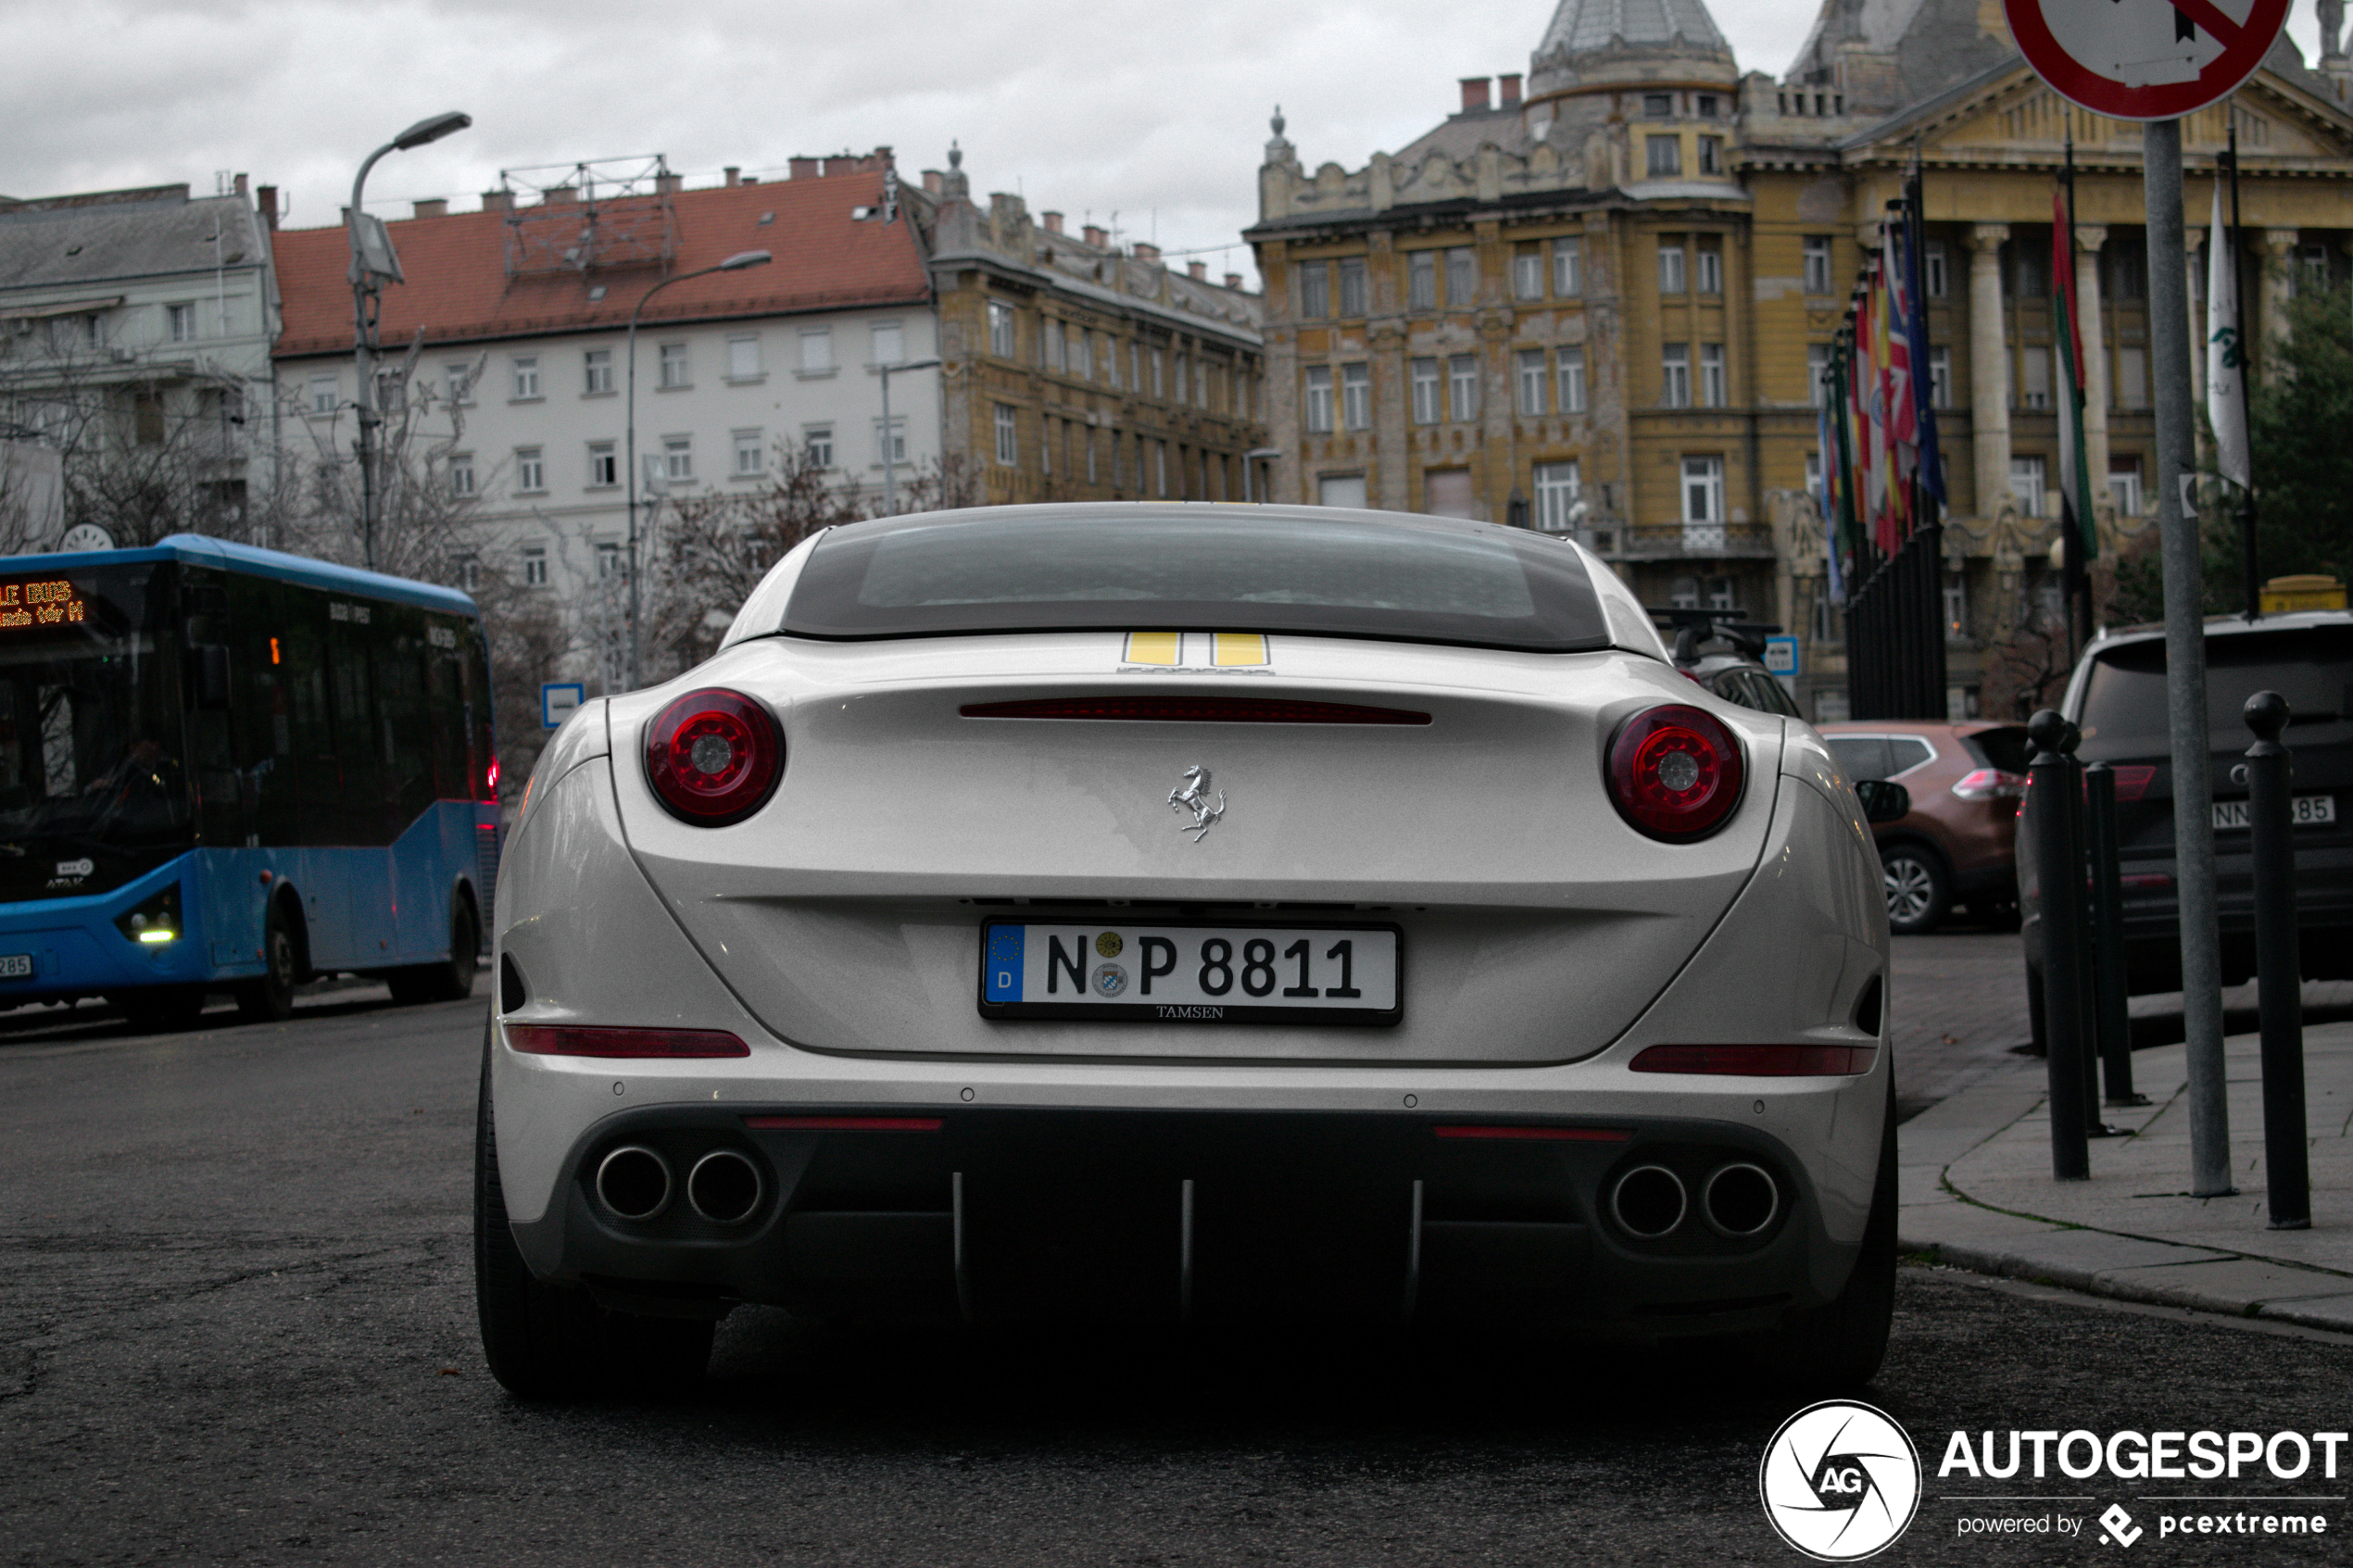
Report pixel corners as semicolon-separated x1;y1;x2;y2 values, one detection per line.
1965;725;2031;773
2077;626;2353;760
777;508;1612;652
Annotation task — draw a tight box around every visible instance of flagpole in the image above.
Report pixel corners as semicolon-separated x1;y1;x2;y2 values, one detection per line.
2228;114;2261;621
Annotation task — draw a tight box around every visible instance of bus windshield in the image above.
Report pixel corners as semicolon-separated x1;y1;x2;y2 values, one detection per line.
0;564;189;903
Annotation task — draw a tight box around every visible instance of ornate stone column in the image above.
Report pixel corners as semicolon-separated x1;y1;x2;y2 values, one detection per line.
2073;225;2110;520
1967;224;2012;519
2262;227;2299;379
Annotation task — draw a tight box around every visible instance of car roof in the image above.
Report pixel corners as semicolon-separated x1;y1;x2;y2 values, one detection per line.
2092;608;2353;652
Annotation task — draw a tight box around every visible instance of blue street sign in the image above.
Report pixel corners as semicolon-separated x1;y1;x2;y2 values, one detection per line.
541;682;586;730
1763;636;1800;678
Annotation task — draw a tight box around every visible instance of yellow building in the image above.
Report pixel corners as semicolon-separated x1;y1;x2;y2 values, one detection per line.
1246;0;2353;719
911;148;1269;508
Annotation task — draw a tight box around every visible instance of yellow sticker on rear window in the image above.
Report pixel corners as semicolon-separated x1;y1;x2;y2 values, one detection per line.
1123;632;1181;665
1213;633;1267;667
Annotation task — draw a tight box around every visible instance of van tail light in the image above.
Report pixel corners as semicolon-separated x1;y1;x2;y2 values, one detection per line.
1629;1044;1876;1075
1951;767;2027;800
2106;764;2158;802
644;688;784;825
1604;704;1746;842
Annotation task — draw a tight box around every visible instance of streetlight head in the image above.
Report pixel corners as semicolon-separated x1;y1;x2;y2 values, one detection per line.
392;111;472;151
719;250;773;271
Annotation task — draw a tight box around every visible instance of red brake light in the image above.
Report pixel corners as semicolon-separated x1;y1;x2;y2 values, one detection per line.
1951;767;2026;800
506;1023;749;1058
644;688;784;825
2108;764;2158;802
1604;703;1745;841
486;756;500;797
1629;1044;1876;1075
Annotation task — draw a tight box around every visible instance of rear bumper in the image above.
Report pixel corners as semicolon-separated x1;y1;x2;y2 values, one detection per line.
510;1103;1864;1334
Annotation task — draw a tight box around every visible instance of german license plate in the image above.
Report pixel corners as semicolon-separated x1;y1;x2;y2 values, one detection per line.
0;953;31;980
2213;795;2336;830
979;920;1402;1025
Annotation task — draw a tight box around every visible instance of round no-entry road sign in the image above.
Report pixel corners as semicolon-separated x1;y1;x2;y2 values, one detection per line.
2003;0;2291;120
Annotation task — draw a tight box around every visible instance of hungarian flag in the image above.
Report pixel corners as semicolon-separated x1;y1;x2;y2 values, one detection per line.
2051;190;2097;558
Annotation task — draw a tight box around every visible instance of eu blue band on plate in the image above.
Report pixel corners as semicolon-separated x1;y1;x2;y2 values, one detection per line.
985;924;1025;1003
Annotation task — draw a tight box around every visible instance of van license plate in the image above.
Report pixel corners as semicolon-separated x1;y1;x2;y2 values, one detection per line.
2213;795;2335;830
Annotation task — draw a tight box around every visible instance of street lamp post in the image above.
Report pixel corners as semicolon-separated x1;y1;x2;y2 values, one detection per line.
348;110;471;573
625;248;772;689
876;358;940;517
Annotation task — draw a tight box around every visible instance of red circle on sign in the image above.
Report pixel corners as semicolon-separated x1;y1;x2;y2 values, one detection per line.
2003;0;2291;121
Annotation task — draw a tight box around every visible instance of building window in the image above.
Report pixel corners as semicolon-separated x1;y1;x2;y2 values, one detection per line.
875;416;908;467
988;301;1017;358
1426;469;1475;518
1340;363;1371;431
584;347;613;395
1700;343;1727;408
993;404;1017;466
1444;247;1475;308
1338;257;1367;317
2116;345;2148;408
1513;246;1543;301
1150;348;1164;398
1535;460;1581;533
1808;344;1831;408
805;425;834;469
2108;247;2146;301
522;545;548;587
376;368;407;415
1516;349;1548;415
512;357;541;399
2012;248;2048;299
1944;571;1969;640
1696;245;1722;295
2019;345;2051;409
1304;366;1335;433
1697;136;1724;175
1696;93;1720;118
308;375;336;416
1408;251;1437;310
515;446;545;493
457;556;482;592
729;334;762;379
1661;343;1692;408
1658;241;1686;295
1705;575;1737;611
871;321;902;368
799;329;833;375
1803;237;1833;296
658;342;689;389
1447;355;1479;421
663;434;693;482
1553;236;1582;296
2010;455;2048;517
1296;261;1330;320
1646;135;1681;177
1681;456;1726;523
1813;590;1843;646
1925;241;1949;298
1669;575;1701;609
448;452;475;496
1411;358;1441;425
1129;341;1142;390
598;542;623;582
1043;319;1065;373
588;441;618;488
734;429;763;476
2108;455;2145;515
1643;92;1673;117
166;303;196;342
1558;345;1587;413
1156;440;1168;496
445;362;474;405
1930;345;1952;408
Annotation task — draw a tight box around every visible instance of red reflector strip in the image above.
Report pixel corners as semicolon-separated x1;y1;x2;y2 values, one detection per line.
2109;764;2158;802
1432;1125;1633;1142
1629;1044;1876;1076
504;1023;749;1059
742;1115;944;1132
2120;872;2174;891
959;696;1431;725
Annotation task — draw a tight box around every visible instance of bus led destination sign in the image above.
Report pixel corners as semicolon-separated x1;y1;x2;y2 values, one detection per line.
0;580;89;630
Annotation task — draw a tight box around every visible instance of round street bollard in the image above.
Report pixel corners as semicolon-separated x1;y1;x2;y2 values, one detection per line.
2083;763;2145;1108
2245;691;2310;1229
2028;709;2092;1180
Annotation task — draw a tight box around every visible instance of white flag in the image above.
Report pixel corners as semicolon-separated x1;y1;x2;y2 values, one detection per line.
2207;184;2252;490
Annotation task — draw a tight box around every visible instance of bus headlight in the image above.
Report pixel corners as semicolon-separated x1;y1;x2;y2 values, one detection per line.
114;884;182;946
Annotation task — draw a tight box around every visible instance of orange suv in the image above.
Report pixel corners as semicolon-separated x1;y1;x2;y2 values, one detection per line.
1817;721;2031;935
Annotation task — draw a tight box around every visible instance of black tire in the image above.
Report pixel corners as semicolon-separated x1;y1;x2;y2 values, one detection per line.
393;897;480;1006
113;985;207;1033
473;1027;712;1398
1752;1073;1897;1392
1880;845;1950;935
235;900;299;1022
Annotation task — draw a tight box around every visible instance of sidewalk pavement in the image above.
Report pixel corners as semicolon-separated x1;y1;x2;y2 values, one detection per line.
1899;1018;2353;1332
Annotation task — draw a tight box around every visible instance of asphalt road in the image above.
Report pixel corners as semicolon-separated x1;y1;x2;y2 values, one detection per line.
6;961;2353;1566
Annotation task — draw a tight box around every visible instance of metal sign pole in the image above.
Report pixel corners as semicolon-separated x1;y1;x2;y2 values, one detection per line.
2145;118;2234;1198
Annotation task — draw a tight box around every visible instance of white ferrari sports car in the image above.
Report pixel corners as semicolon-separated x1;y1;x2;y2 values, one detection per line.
474;503;1898;1395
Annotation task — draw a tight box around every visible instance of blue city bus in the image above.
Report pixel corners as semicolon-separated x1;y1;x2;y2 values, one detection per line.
0;534;499;1029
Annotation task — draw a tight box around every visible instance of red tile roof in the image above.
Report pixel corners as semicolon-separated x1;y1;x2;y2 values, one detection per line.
272;169;930;358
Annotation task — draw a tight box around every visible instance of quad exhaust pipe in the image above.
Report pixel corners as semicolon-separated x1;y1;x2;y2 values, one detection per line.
595;1145;766;1225
596;1146;673;1221
687;1148;763;1223
1608;1161;1780;1239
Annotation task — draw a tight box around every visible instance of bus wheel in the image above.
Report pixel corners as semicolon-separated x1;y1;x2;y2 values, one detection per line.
115;985;207;1033
236;903;299;1022
392;897;480;1006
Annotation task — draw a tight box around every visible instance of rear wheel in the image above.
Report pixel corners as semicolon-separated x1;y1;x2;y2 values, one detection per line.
235;901;299;1022
473;1028;711;1398
1751;1073;1897;1392
1881;846;1950;935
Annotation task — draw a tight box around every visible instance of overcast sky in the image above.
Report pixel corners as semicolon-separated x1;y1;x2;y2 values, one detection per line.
0;0;2332;289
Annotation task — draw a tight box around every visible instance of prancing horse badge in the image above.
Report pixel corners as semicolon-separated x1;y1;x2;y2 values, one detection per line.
1167;765;1226;842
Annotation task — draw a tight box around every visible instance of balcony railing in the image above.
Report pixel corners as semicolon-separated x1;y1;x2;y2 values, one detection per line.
1608;522;1776;558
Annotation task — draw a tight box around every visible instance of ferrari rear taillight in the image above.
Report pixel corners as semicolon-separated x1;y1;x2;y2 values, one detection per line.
1604;703;1745;842
506;1023;749;1058
644;688;783;826
1951;767;2027;800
